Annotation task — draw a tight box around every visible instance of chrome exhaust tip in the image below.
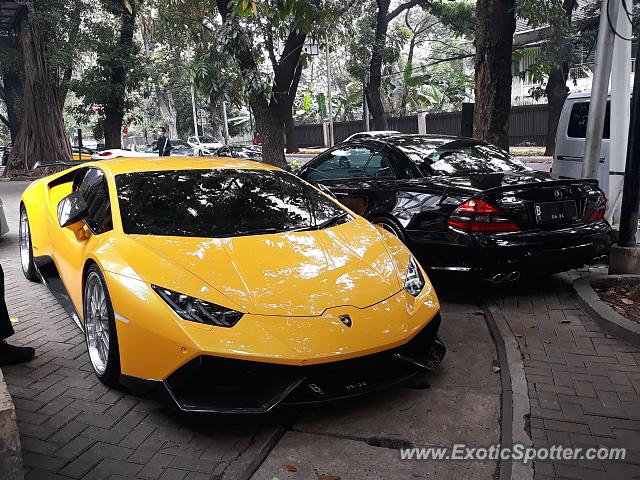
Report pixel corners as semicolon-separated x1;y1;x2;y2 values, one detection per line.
507;271;521;282
490;273;507;283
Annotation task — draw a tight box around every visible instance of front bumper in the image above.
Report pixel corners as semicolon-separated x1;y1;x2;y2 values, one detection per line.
120;313;445;414
407;221;611;277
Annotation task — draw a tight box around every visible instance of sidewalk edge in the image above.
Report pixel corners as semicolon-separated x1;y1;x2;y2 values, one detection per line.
0;367;23;480
572;276;640;344
482;300;534;480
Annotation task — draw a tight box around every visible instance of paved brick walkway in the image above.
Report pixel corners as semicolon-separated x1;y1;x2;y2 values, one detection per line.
494;275;640;479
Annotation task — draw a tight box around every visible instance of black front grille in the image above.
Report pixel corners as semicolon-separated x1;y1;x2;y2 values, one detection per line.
165;314;443;413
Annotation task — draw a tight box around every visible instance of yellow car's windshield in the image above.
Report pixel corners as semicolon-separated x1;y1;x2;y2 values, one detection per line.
115;169;348;238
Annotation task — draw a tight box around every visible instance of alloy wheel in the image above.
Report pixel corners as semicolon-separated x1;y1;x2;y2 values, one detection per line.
19;209;31;274
85;272;110;375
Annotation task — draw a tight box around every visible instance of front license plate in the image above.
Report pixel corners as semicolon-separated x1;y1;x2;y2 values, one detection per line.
534;200;578;224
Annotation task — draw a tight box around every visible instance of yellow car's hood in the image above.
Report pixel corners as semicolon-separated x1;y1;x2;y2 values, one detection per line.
130;219;403;317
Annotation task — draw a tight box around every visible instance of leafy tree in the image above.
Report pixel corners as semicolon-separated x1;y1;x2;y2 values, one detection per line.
364;0;432;130
6;0;90;174
72;0;143;149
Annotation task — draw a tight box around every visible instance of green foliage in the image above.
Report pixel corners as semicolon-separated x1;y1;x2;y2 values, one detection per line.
428;0;476;37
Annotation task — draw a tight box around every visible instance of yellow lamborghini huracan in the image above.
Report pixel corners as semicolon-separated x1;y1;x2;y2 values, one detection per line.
19;157;445;413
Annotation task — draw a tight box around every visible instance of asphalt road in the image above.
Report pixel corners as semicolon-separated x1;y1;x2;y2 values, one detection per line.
0;180;501;480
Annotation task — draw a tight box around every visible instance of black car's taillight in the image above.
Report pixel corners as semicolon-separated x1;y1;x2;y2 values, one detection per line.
447;198;519;233
587;191;607;222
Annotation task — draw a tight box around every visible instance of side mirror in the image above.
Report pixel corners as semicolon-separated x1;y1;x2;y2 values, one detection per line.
58;192;89;231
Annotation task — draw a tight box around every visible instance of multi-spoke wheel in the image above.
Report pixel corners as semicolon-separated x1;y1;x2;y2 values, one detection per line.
19;206;37;281
84;265;120;386
371;216;407;243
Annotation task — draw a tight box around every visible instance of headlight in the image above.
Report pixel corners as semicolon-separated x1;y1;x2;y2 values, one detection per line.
152;285;243;327
404;257;425;297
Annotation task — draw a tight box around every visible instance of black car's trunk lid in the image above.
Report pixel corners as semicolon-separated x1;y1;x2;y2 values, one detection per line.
439;172;604;231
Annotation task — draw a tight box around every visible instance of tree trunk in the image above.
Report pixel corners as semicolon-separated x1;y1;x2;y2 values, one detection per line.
544;67;569;156
251;98;287;169
6;19;71;175
365;0;391;131
473;0;516;150
155;87;178;139
283;63;303;153
544;0;577;156
102;1;136;149
400;34;417;116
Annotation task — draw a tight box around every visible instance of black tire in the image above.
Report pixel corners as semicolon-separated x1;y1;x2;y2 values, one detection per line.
370;215;407;243
19;206;38;281
83;264;121;387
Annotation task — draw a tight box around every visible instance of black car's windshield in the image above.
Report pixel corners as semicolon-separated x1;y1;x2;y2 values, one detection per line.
394;138;529;176
115;169;348;237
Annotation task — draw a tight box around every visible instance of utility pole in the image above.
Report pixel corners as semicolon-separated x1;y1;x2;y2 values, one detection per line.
581;0;620;180
325;35;334;147
609;52;640;274
363;81;370;132
607;0;632;225
190;83;199;138
221;101;230;145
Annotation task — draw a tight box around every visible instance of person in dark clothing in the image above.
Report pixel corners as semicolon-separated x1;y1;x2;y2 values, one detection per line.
154;127;172;157
0;264;35;366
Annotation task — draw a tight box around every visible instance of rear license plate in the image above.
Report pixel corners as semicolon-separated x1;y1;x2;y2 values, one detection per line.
534;200;578;224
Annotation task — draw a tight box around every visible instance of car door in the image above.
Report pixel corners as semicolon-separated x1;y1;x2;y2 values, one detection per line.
301;145;396;217
50;167;113;312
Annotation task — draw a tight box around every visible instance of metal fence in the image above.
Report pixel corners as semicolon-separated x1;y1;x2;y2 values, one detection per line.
293;104;549;147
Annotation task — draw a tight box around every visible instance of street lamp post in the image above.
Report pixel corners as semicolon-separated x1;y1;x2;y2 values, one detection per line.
609;52;640;274
325;35;334;147
190;83;199;138
581;0;620;180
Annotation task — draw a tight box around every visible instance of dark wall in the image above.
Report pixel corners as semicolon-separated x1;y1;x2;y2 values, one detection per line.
294;104;549;147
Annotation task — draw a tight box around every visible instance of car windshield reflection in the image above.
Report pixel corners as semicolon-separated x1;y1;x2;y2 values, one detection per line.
115;169;349;238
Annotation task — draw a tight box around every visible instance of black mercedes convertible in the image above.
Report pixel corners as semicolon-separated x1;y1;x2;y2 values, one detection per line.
298;134;611;281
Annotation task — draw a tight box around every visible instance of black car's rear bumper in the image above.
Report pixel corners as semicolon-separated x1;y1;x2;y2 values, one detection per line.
120;313;445;414
406;221;611;277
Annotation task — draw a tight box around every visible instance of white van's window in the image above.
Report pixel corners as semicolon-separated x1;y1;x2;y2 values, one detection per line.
567;101;610;139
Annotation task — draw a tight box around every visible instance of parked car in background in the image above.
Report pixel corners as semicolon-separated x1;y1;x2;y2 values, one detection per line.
187;135;223;155
214;145;262;161
343;130;401;143
298;134;611;281
137;139;195;157
91;148;157;160
552;92;611;195
72;146;95;161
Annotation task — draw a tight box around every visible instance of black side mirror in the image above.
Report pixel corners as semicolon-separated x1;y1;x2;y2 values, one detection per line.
58;192;89;231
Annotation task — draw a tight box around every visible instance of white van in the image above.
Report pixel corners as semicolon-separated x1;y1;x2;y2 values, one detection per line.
552;92;611;195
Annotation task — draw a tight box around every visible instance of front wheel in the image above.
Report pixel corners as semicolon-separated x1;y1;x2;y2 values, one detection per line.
19;206;38;281
371;216;407;243
84;265;120;387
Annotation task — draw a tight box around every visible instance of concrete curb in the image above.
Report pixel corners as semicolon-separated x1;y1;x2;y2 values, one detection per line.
572;276;640;344
223;426;288;480
0;367;23;480
481;300;534;480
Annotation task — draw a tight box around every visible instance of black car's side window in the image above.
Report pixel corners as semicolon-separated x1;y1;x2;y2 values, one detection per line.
75;168;113;234
362;153;394;178
306;147;374;181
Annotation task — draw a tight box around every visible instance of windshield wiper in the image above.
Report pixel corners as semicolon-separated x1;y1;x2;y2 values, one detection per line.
306;212;350;231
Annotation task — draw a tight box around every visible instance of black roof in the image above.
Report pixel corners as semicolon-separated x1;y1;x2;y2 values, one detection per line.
349;133;483;148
